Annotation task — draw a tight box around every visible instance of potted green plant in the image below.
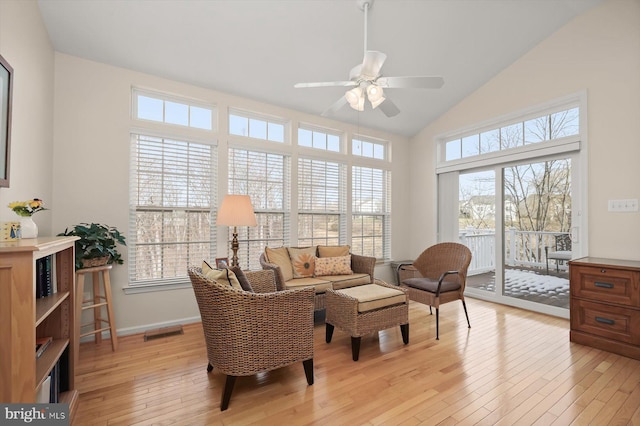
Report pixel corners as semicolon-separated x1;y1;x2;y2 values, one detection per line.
58;223;126;270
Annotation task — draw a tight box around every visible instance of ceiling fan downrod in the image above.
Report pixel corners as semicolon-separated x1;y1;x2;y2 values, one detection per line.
357;0;373;56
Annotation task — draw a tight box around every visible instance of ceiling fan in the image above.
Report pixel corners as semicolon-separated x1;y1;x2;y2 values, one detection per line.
294;0;444;118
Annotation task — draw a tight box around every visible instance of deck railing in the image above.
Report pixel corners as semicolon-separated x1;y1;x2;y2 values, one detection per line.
460;228;571;275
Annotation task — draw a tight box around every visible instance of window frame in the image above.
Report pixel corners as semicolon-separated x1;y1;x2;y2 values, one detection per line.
132;88;217;131
228;108;289;144
127;133;218;291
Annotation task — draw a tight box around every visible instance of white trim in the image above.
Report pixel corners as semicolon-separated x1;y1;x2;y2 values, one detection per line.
437;138;580;173
130;127;218;146
437;91;584;142
112;316;202;338
465;291;570;319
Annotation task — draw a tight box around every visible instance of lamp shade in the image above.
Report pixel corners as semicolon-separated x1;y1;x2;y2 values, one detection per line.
216;195;257;227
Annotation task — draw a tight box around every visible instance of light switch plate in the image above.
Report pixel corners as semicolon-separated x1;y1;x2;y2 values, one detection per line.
608;199;639;212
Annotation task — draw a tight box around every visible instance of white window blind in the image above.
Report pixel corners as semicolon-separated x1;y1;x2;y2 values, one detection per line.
298;158;346;246
129;134;216;286
352;166;391;260
228;148;289;270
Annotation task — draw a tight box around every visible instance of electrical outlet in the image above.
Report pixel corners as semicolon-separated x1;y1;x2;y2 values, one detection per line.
608;199;639;212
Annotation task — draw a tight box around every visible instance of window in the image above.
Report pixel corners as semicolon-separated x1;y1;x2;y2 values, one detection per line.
351;166;391;260
352;137;387;160
298;125;341;152
298;158;346;246
229;109;286;143
129;134;216;286
133;90;214;130
443;106;579;162
228;148;289;269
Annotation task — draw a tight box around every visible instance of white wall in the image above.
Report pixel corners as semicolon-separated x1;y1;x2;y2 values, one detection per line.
52;54;410;334
0;0;54;236
408;0;640;261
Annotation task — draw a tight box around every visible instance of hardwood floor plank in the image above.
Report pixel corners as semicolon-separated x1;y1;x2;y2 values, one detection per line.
73;299;640;425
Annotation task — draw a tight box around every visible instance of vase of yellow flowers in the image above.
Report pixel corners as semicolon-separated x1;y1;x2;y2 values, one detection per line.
7;198;47;239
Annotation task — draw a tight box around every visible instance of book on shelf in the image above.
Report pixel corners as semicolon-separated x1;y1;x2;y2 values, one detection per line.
35;254;54;299
35;336;53;359
36;376;51;403
49;359;60;403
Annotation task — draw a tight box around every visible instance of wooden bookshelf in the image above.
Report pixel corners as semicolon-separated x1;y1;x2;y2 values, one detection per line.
0;236;79;420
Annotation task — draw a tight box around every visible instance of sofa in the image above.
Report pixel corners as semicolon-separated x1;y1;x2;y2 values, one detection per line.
259;245;376;311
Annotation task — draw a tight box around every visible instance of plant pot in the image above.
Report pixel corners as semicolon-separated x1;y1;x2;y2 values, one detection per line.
80;256;110;269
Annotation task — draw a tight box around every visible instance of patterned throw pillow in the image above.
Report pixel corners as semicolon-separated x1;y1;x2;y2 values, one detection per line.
314;255;353;276
202;260;243;290
288;246;316;278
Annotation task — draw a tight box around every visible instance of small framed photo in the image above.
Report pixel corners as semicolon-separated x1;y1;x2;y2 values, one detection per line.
215;257;229;269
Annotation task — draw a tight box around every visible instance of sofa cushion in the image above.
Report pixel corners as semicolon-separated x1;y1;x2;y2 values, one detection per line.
317;245;350;258
320;273;371;290
284;277;332;293
315;255;352;276
202;260;242;290
288;246;316;278
265;246;294;282
403;277;461;294
337;284;407;312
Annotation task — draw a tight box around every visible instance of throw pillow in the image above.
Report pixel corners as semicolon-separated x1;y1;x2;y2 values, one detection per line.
317;245;350;258
265;246;294;282
202;260;243;290
314;255;353;276
288;246;316;278
230;266;253;292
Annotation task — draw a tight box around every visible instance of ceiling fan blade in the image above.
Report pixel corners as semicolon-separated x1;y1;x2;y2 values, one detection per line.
377;76;445;89
321;96;348;117
294;81;357;88
361;51;387;78
378;98;400;117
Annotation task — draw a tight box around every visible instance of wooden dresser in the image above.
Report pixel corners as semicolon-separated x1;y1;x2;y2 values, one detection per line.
569;257;640;360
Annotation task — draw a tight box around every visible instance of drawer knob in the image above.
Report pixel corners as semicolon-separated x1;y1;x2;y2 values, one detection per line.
595;316;615;326
594;281;614;289
601;269;606;273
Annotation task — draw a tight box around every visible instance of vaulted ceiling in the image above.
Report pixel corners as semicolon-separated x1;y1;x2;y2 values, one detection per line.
38;0;603;137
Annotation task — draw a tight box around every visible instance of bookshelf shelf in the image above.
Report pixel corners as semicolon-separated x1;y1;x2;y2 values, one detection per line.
0;236;79;421
36;291;69;327
35;338;69;388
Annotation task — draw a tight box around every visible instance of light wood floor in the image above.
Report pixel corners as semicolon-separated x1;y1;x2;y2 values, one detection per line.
75;298;640;425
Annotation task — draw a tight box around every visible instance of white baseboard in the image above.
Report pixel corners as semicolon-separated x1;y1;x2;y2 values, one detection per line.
79;316;202;343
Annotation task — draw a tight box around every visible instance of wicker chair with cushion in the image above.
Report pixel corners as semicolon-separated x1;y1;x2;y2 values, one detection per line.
188;267;315;411
397;242;472;340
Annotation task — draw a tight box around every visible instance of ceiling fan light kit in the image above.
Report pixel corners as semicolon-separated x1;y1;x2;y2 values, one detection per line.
294;0;444;118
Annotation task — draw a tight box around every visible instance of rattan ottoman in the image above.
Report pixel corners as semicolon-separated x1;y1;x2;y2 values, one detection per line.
325;281;409;361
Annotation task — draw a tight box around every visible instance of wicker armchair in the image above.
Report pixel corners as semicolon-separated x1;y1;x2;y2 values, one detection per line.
188;268;315;411
397;242;472;340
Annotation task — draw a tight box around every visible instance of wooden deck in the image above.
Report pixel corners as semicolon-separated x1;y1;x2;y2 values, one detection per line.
467;267;570;308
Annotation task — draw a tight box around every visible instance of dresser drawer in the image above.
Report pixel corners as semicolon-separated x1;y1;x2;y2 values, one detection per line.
570;265;640;307
571;299;640;345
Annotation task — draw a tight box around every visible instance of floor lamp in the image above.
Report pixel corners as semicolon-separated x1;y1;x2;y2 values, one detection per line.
216;195;257;268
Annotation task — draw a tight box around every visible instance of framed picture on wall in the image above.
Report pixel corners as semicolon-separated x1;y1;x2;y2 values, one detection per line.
0;53;13;188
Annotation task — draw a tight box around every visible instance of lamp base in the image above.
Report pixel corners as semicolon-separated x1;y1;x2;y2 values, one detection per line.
230;227;240;268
